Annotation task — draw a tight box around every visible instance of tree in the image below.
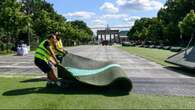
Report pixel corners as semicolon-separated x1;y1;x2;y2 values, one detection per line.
70;20;93;36
70;20;93;44
158;0;195;24
0;0;31;51
157;0;195;45
0;0;93;51
179;10;195;42
33;10;53;41
127;0;195;46
147;18;163;44
128;18;152;41
21;0;55;15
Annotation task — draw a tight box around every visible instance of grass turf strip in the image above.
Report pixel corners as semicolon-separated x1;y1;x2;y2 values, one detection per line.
0;77;195;109
117;46;176;67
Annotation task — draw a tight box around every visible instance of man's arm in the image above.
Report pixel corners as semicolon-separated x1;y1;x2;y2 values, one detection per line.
57;48;68;55
48;46;59;65
56;39;68;55
44;40;59;65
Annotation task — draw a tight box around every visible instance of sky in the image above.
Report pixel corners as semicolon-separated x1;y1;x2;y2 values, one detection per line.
47;0;166;31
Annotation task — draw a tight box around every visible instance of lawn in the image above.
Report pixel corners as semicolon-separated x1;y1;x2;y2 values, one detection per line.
0;76;195;109
0;50;14;55
117;46;177;67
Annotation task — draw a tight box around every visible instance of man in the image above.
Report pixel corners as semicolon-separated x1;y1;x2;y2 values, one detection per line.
34;34;61;88
53;32;68;63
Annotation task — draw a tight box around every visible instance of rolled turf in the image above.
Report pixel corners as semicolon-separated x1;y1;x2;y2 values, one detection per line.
57;53;132;92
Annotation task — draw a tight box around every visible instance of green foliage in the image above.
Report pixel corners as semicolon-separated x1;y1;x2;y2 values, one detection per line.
0;0;93;52
0;0;31;51
179;10;195;36
128;0;195;46
70;20;93;43
128;18;151;40
33;10;53;40
0;0;31;35
158;0;195;24
157;0;194;44
162;23;180;45
128;18;163;44
147;18;163;42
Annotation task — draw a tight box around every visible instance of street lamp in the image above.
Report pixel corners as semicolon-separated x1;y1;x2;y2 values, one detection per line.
28;22;31;51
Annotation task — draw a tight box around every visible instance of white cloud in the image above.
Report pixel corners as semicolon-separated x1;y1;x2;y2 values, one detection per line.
100;2;119;13
116;0;163;11
122;16;140;28
93;19;106;25
90;19;106;27
64;11;96;20
101;14;128;19
113;24;132;27
89;15;138;29
123;16;140;22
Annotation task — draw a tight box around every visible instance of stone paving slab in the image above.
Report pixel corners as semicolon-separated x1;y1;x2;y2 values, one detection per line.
131;77;195;96
0;45;195;96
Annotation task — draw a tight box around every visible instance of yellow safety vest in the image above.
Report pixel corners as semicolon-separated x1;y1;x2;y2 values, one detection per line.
35;40;51;63
51;39;64;56
57;39;63;50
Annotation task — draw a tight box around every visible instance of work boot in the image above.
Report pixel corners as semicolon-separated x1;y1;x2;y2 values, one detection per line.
46;81;57;88
56;80;69;88
56;80;62;87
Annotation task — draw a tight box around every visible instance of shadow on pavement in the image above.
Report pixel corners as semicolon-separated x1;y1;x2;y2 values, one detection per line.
17;74;132;97
20;77;47;83
2;84;129;97
164;66;195;77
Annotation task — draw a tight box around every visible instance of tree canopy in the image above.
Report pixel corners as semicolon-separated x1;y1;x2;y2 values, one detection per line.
0;0;93;51
179;10;195;37
128;0;195;46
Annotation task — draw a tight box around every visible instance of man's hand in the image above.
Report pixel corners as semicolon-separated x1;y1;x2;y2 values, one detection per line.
50;57;57;64
63;50;68;56
50;57;60;66
65;50;68;54
55;61;60;67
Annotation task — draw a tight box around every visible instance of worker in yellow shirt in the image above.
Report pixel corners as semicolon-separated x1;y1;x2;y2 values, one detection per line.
53;32;68;63
34;34;62;88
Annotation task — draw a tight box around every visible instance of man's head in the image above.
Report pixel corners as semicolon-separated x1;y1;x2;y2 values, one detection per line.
48;34;57;44
55;32;61;41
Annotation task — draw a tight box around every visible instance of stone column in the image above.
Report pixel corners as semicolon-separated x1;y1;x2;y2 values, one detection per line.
96;34;99;41
118;33;120;43
100;34;103;42
114;34;116;43
109;33;112;43
104;34;106;41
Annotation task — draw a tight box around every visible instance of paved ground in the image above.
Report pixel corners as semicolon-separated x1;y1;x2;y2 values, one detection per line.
0;45;195;96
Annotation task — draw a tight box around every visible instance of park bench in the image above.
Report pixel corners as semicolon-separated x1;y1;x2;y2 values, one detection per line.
149;45;156;48
156;45;163;49
144;45;149;48
170;47;183;52
163;46;171;50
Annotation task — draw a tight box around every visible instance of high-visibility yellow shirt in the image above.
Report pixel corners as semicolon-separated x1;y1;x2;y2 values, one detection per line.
34;40;51;63
51;38;64;55
57;39;63;50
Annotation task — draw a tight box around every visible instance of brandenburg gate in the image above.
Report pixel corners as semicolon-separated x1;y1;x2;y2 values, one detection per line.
96;26;120;44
